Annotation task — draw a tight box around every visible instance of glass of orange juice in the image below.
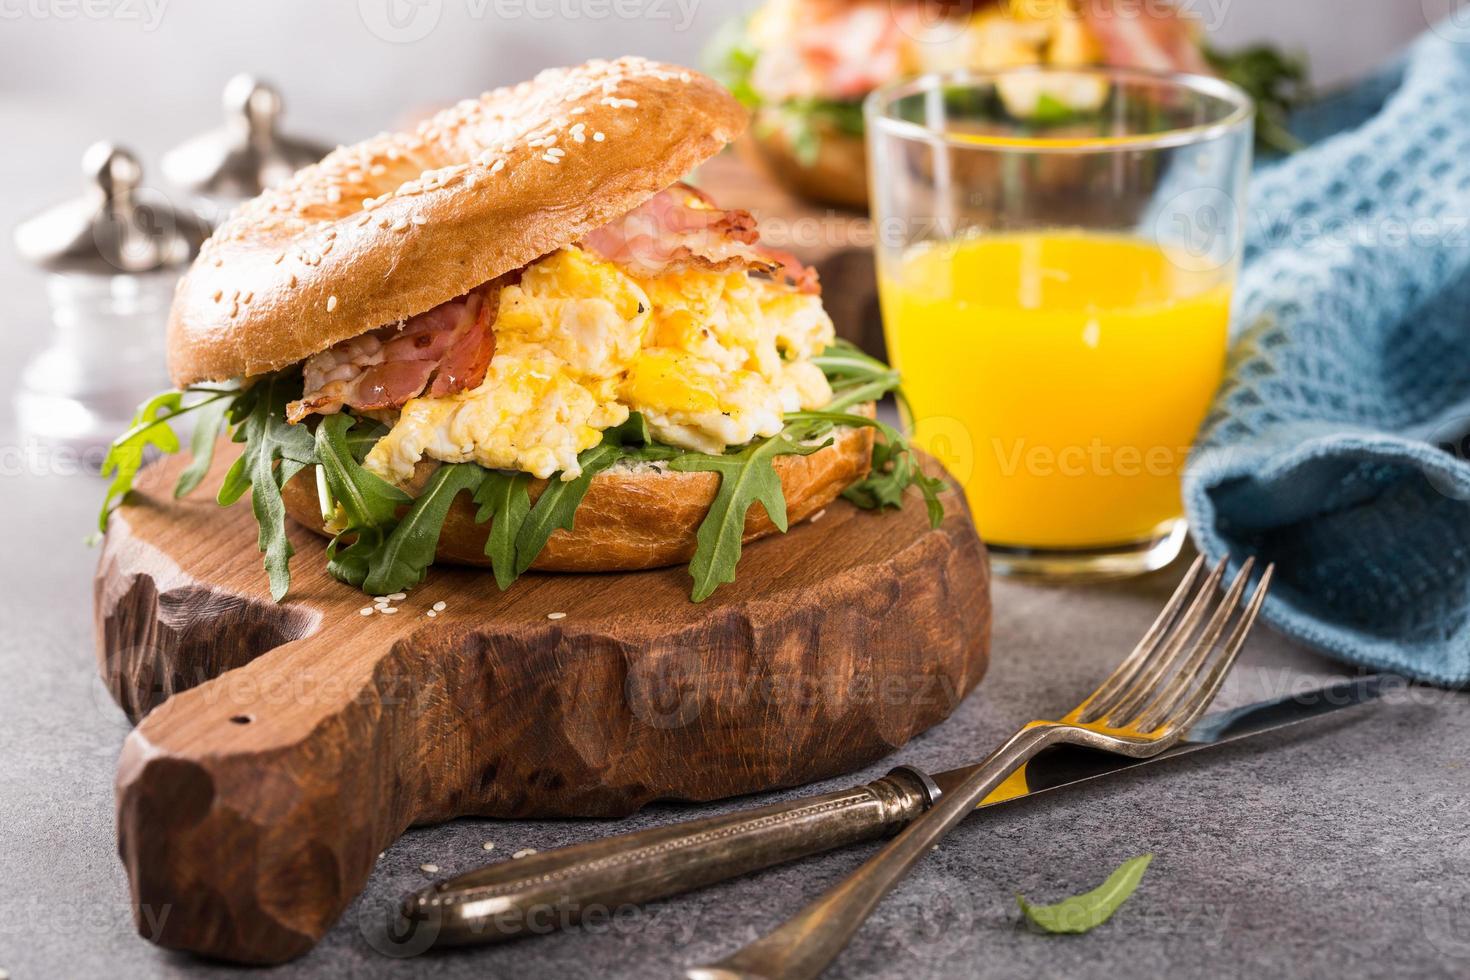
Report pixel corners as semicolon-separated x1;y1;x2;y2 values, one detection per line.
867;66;1253;578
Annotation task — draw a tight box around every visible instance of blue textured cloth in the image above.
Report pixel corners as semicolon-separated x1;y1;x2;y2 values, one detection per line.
1184;22;1470;687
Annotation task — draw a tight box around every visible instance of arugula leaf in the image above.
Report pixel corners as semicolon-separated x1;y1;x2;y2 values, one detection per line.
1017;854;1153;935
172;393;233;499
513;443;625;576
702;14;761;108
314;414;411;530
786;402;946;531
473;471;532;590
99;387;237;531
216;374;318;600
360;464;485;596
671;432;828;602
1206;43;1309;155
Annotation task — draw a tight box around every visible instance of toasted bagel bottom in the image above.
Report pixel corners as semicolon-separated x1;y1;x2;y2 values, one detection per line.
281;422;875;573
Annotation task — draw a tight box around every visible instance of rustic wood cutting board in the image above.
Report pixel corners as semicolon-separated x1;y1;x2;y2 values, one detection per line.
96;438;990;963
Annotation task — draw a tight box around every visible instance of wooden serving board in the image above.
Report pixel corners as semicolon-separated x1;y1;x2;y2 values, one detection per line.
96;440;990;964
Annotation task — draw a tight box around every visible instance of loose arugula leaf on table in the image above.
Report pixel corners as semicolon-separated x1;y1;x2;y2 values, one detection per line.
1017;854;1153;935
671;432;828;602
360;464;485;597
473;470;532;590
98;386;238;531
216;373;319;600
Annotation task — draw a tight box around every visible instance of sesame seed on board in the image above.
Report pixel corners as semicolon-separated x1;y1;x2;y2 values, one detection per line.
481;841;495;852
420;863;439;874
513;849;538;859
547;612;567;621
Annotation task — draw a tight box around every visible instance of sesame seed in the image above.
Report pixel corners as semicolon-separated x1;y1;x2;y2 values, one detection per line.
433;601;447;611
380;607;399;615
359;607;374;616
374;596;389;602
513;849;538;859
273;253;285;265
593;131;606;142
389;593;407;600
411;214;427;226
426;610;437;618
490;159;505;174
546;147;565;158
391;218;409;232
810;509;827;523
326;295;338;312
571;106;587;115
481;841;495;851
420;863;439;874
547;612;567;620
541;153;560;164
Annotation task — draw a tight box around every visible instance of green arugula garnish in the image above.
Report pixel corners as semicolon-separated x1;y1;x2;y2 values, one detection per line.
512;442;624;577
95;343;942;603
786;410;946;530
217;374;319;600
99;386;237;531
670;432;829;602
473;471;532;590
359;464;483;597
314;414;410;530
1206;43;1310;155
1017;854;1153;935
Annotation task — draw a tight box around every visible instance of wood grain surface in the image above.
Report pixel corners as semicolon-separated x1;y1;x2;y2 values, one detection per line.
96;438;990;963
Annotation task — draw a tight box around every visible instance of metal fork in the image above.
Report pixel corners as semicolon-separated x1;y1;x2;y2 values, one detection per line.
687;555;1273;980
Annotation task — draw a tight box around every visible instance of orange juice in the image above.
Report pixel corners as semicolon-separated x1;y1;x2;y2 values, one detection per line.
879;232;1230;549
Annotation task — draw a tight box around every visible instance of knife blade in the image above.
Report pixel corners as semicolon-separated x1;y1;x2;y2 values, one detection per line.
398;676;1387;949
947;673;1390;806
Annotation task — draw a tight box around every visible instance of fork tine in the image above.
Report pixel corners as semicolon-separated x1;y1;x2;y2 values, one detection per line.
1153;564;1274;737
1071;555;1205;723
1095;557;1230;726
1131;559;1256;731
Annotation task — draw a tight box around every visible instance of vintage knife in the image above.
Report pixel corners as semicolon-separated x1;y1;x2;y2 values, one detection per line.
401;675;1387;947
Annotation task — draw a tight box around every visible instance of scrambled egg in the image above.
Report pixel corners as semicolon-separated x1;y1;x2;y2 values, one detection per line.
364;247;836;483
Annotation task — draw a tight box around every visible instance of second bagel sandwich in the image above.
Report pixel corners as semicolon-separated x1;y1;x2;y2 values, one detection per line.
98;57;943;602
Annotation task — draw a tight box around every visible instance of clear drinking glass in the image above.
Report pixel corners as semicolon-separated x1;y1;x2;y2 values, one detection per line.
867;66;1253;578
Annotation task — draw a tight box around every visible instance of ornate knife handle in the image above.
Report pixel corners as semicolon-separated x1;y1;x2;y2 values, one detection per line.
401;767;939;947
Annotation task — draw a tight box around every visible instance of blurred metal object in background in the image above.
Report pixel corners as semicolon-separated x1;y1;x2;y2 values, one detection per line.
13;142;210;457
163;74;331;210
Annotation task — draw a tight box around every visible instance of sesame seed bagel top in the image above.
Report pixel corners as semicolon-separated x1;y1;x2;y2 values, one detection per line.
166;58;748;386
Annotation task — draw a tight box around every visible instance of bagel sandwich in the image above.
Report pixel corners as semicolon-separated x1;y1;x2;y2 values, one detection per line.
98;58;943;603
707;0;1306;209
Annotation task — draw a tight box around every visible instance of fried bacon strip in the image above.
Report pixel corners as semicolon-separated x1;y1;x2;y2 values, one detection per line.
580;183;820;294
1077;0;1210;74
286;282;499;423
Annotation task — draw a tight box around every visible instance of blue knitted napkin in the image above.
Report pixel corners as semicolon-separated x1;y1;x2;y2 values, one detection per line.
1184;21;1470;687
